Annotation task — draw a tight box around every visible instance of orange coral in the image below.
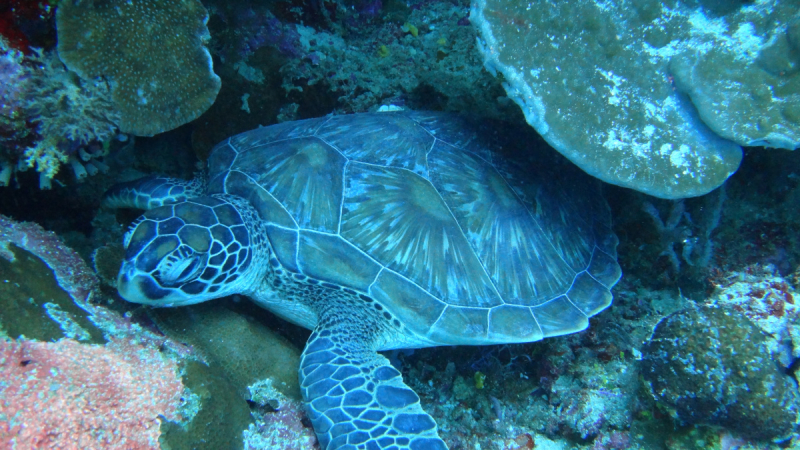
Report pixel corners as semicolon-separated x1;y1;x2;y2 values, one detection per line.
0;338;184;449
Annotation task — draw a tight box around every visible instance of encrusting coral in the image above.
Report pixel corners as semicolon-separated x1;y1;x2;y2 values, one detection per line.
640;304;800;441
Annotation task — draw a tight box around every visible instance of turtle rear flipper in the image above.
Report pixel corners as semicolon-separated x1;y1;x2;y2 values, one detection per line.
103;176;205;210
301;321;447;450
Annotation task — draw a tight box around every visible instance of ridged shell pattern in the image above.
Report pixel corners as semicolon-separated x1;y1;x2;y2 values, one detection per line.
206;111;621;346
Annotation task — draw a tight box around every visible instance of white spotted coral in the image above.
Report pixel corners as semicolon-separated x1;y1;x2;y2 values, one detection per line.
56;0;221;136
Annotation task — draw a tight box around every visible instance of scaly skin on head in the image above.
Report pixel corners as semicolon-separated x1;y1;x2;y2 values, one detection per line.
117;194;269;307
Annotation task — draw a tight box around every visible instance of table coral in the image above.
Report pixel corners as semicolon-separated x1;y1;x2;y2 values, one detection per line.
472;0;799;199
670;11;800;150
0;338;185;449
56;0;221;136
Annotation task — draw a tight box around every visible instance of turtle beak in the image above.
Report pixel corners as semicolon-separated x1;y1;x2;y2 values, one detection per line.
117;261;169;305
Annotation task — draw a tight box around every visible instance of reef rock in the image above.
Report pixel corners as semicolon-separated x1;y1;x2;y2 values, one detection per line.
640;304;799;441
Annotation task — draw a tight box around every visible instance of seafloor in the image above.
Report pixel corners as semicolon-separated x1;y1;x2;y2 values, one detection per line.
1;1;800;449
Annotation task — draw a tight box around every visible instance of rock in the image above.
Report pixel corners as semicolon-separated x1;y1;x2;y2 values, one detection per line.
640;304;799;441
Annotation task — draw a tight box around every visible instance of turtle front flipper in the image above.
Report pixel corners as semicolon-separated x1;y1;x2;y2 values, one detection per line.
103;176;205;210
300;325;448;450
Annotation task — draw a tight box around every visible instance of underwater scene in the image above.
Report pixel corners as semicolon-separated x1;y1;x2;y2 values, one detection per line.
1;0;799;449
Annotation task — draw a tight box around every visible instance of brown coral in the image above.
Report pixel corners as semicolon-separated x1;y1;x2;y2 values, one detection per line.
56;0;221;136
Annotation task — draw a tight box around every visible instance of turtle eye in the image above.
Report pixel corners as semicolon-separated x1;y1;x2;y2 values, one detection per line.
156;246;207;286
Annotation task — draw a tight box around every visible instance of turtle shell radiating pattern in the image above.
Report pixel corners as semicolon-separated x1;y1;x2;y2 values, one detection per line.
207;111;621;347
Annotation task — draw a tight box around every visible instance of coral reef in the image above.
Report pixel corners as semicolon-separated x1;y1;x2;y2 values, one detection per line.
273;1;503;115
0;337;185;449
24;49;119;146
640;304;799;441
472;0;799;198
0;42;119;189
234;8;304;60
21;49;118;183
710;148;800;275
193;0;511;154
0;37;26;124
0;214;99;303
383;273;676;449
56;0;221;136
1;0;800;449
710;264;800;371
244;378;319;449
0;240;105;343
670;12;800;149
0;213;304;450
642;184;725;274
159;359;253;450
0;36;31;187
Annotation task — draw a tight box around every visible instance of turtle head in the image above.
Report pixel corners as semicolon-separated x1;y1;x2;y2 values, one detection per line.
117;196;254;307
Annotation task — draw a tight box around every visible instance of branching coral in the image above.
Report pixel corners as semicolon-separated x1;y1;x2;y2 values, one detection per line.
643;184;726;275
24;49;119;145
16;50;118;186
0;45;120;188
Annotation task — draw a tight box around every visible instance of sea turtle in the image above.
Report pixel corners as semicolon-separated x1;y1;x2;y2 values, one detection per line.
104;110;621;449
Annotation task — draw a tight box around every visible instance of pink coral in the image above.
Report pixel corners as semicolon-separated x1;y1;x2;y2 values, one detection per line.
0;338;185;449
0;213;196;359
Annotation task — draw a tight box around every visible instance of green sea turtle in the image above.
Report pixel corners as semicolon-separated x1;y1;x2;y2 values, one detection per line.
103;111;621;449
